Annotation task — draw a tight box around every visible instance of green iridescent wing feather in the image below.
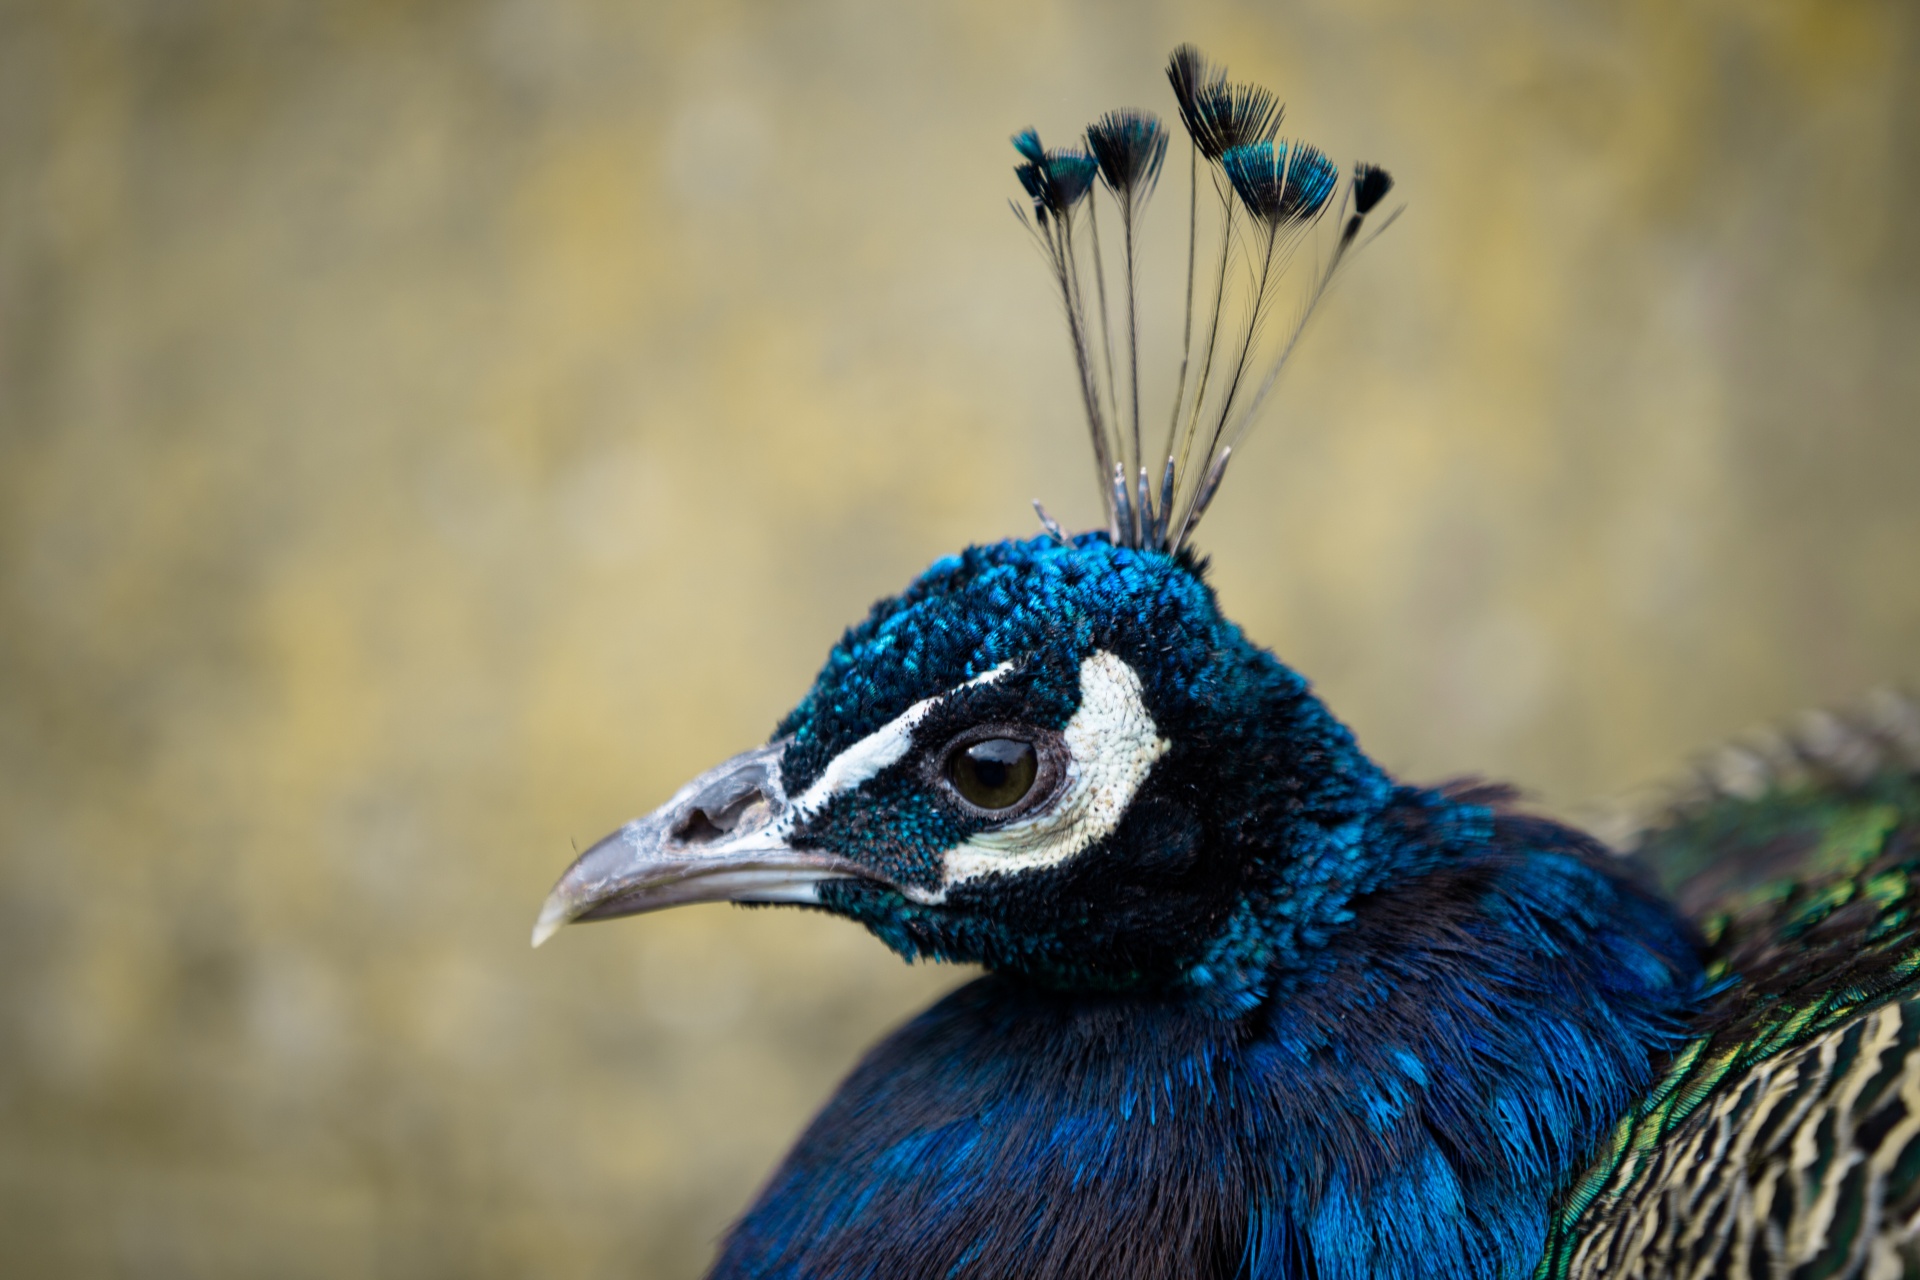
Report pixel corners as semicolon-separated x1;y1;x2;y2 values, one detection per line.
1539;693;1920;1279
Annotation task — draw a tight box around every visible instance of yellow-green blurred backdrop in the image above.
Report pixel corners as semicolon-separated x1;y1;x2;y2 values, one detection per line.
2;0;1916;1275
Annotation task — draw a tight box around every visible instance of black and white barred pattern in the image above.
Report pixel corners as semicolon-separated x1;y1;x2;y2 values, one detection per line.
1568;1000;1920;1279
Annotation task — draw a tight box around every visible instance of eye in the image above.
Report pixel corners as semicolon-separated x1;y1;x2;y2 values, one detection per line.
946;737;1039;811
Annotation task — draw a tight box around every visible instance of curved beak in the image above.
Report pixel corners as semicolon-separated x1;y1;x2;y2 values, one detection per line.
531;739;866;947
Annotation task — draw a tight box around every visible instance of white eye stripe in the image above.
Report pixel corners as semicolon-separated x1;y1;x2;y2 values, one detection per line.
787;661;1015;825
907;651;1169;904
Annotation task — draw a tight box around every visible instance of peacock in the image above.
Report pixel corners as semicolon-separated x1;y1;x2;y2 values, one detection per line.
533;46;1920;1280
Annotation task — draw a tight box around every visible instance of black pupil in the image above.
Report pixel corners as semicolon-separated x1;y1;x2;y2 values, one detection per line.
949;738;1038;810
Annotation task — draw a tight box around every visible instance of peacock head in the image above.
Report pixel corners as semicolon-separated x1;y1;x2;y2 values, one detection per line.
534;46;1403;992
535;534;1412;990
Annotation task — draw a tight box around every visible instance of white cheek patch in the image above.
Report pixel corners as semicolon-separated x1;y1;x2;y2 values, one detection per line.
917;650;1170;902
788;661;1014;826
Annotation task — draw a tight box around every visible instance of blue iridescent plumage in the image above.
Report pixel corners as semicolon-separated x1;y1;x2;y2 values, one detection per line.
709;534;1702;1277
1222;141;1341;225
1012;135;1099;217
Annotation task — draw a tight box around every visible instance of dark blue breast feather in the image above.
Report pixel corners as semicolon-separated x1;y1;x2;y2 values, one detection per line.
714;802;1701;1280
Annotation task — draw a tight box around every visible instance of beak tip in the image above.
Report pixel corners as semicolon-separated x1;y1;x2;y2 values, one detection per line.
530;898;572;949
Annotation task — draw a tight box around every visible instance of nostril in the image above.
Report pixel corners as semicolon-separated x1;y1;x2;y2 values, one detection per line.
671;787;768;844
674;808;728;843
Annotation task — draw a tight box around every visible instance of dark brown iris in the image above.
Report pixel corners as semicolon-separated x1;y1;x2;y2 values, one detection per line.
947;738;1039;811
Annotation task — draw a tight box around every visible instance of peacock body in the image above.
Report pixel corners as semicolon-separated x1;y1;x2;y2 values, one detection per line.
534;46;1920;1280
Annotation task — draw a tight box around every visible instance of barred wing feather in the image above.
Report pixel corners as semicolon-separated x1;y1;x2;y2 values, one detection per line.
1543;692;1920;1278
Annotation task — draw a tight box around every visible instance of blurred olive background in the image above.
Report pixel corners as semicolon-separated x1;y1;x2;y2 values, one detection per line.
2;0;1917;1275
